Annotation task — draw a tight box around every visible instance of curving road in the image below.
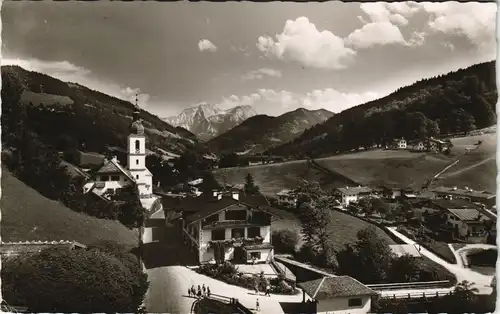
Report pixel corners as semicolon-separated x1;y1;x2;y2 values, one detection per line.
387;227;494;295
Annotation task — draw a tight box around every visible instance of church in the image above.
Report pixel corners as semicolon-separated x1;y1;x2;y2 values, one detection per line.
83;98;160;211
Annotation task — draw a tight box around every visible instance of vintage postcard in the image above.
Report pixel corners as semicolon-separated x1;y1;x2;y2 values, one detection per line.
1;1;497;313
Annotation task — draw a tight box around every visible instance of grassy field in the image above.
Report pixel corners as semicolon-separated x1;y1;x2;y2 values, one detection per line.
270;208;396;252
432;133;496;192
215;133;496;194
214;160;328;196
315;150;452;189
1;169;137;248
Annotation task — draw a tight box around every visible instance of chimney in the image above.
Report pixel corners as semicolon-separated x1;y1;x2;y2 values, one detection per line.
232;192;239;201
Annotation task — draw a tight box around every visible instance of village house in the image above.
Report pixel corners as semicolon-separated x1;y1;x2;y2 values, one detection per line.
333;186;374;206
299;276;378;314
276;189;297;207
377;186;402;199
169;191;278;264
444;208;491;242
431;186;496;208
386;138;407;149
83;105;161;210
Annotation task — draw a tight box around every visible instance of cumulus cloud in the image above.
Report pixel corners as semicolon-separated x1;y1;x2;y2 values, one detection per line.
242;68;282;80
3;58;150;108
214;88;379;115
198;39;217;52
345;22;407;49
418;2;497;49
256;17;356;70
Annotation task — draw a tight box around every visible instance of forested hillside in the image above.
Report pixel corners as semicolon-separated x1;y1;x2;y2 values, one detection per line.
270;61;497;158
1;65;200;156
207;108;333;154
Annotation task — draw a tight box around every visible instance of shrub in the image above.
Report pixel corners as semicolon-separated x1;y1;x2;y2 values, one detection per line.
272;229;299;254
2;247;148;312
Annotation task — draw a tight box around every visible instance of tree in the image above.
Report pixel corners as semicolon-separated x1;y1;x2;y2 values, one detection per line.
336;227;394;283
389;254;420;283
244;173;260;195
113;185;147;228
219;152;240;168
199;171;221;195
272;229;299;254
2;247;148;313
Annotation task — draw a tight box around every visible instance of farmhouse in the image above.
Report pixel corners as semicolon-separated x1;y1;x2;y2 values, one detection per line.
83;106;160;210
444;208;491;242
333;186;374;206
431;186;496;208
299;276;378;314
171;191;278;264
276;189;297;207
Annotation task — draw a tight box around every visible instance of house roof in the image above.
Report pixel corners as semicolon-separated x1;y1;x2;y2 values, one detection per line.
389;244;422;257
432;186;495;200
335;186;373;195
299;276;378;299
60;160;90;179
429;198;480;210
95;158;135;181
168;193;274;224
447;208;490;223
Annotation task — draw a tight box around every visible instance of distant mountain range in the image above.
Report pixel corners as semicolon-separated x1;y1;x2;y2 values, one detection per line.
207;108;334;154
163;103;258;141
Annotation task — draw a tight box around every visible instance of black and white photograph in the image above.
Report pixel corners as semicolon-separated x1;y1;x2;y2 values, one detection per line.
0;1;498;313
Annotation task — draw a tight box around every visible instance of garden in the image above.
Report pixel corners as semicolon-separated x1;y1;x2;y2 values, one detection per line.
196;261;299;295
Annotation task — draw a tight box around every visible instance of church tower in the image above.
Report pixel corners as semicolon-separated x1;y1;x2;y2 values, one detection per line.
127;94;153;196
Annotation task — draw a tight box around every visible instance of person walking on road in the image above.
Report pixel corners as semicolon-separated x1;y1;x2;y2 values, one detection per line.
191;285;196;297
254;283;259;295
202;284;206;296
256;298;260;312
197;285;202;298
207;287;211;298
188;287;191;297
265;284;271;297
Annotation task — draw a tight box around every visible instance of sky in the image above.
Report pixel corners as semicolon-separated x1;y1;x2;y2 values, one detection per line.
1;1;497;118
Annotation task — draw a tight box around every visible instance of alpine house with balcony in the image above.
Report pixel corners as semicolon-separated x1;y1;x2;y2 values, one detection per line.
174;190;279;264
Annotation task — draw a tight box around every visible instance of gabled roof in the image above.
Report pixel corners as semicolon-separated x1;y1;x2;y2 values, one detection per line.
165;192;275;224
335;186;373;195
299;276;377;299
447;208;490;223
95;158;135;181
429;198;479;210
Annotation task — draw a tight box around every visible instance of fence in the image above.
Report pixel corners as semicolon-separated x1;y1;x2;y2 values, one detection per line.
367;280;451;291
380;290;452;300
204;294;252;314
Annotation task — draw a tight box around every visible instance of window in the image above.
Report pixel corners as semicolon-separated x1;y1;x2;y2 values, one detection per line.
248;227;261;238
250;252;261;259
225;210;247;221
100;175;109;181
136;159;139;165
135;140;140;151
111;175;120;181
348;298;362;307
136;175;139;180
211;229;225;241
205;214;219;223
231;228;245;239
